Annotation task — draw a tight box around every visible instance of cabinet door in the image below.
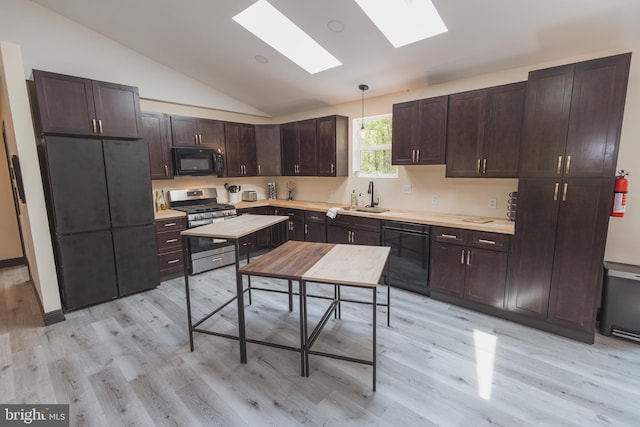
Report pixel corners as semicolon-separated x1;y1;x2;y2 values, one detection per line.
113;224;159;296
56;231;117;310
391;100;418;165
305;222;326;243
547;179;612;331
507;178;560;319
446;89;486;177
103;140;154;228
464;248;508;308
317;115;348;176
92;80;142;139
483;82;525;177
297;119;317;175
198;119;225;151
429;242;465;297
416;96;448;164
224;122;245;177
327;225;351;245
255;124;281;176
170;115;199;146
352;229;381;246
564;54;631;178
519;65;574;178
280;122;299;176
142;112;172;179
32;70;96;136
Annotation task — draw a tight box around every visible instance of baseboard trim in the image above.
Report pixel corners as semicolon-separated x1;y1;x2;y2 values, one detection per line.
43;309;65;325
0;257;26;269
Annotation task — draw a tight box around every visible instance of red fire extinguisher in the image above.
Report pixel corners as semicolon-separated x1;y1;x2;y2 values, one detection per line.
611;170;629;217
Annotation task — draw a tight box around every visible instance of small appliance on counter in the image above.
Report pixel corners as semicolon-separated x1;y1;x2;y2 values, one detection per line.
242;190;257;202
224;183;241;203
267;182;277;200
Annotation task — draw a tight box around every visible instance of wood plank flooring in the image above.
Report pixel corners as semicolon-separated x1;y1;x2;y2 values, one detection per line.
1;264;639;426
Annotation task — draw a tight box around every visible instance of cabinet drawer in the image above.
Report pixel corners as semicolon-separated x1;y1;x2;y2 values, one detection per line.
470;231;510;252
432;226;469;245
304;211;326;224
155;217;186;232
157;229;183;251
158;250;184;272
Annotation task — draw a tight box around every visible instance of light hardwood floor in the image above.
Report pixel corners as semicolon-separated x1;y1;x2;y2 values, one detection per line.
1;264;639;426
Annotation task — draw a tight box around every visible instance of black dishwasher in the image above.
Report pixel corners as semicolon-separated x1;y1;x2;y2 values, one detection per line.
382;221;430;295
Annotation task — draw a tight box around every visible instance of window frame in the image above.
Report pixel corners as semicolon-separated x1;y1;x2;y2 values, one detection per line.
352;113;398;178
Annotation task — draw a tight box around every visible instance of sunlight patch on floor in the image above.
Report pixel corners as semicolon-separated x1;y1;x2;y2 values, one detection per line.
473;329;497;400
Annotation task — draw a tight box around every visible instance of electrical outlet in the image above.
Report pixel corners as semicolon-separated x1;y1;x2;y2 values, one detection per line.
402;184;412;194
488;197;497;209
432;194;439;205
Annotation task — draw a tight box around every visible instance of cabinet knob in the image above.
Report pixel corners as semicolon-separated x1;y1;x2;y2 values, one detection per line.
562;183;568;202
482;158;487;174
460;249;465;264
166;238;178;243
441;234;458;239
92;119;97;134
477;159;481;174
164;165;168;176
565;155;571;174
167;259;180;265
416;149;420;163
478;239;496;245
98;119;103;134
556;156;563;175
553;182;560;201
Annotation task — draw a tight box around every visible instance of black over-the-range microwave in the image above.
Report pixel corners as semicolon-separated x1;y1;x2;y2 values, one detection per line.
172;147;224;176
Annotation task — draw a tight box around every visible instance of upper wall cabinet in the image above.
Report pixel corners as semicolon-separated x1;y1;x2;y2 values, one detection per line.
392;96;448;165
281;119;318;176
255;124;281;176
281;115;348;177
141;111;173;180
519;53;632;179
170;115;225;152
225;122;257;177
446;82;525;178
317;115;348;177
31;70;143;139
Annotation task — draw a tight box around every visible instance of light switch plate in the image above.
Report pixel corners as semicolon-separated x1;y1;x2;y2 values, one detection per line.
488;197;497;209
432;194;439;205
402;184;412;194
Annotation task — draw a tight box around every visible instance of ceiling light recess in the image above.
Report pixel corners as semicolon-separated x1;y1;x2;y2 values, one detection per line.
354;0;447;48
233;0;342;74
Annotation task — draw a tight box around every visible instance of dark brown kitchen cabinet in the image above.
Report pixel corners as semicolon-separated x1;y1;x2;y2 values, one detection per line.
31;70;143;139
237;207;274;255
155;216;187;279
303;211;326;242
430;227;509;308
170;115;225;151
142;112;173;179
225;122;257;177
446;82;525;178
327;215;381;246
280;208;305;241
508;178;613;337
392;96;448;165
317;115;348;176
281;119;317;176
519;53;631;178
255;124;281;176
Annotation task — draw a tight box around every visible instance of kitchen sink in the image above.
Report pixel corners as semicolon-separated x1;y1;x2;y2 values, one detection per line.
349;207;389;213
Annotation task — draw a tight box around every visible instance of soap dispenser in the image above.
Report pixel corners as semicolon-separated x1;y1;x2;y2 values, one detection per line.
350;190;357;207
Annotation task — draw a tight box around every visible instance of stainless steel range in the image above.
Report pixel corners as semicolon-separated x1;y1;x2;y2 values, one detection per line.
168;188;237;274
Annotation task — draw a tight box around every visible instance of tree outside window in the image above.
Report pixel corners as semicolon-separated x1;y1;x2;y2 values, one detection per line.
353;114;398;178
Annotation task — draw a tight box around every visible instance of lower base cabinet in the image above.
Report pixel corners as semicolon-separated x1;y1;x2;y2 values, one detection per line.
326;215;381;245
430;226;510;309
156;216;187;279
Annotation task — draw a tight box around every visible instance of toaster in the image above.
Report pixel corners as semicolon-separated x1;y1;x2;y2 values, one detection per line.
242;190;257;201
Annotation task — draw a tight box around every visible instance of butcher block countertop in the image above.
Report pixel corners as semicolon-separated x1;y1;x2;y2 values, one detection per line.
234;199;515;235
154;209;186;220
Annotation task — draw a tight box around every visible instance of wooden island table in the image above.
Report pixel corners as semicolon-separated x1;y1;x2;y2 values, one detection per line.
182;215;390;390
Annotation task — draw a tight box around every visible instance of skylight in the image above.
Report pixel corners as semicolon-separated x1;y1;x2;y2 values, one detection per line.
233;0;342;74
354;0;448;48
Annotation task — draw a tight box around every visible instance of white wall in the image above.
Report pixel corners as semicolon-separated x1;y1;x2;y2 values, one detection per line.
0;41;61;312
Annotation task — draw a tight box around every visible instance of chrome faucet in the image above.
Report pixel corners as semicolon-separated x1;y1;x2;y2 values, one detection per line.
367;181;378;207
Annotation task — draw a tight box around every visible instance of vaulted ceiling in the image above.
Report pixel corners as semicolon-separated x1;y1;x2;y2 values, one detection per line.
31;0;640;116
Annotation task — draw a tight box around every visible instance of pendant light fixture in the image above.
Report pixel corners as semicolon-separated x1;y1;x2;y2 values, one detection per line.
359;84;369;139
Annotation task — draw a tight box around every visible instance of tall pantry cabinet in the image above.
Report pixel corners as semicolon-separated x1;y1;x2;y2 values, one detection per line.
30;70;159;311
508;53;631;343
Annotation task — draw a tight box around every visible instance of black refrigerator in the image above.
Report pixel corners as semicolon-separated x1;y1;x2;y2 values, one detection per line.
39;136;159;310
